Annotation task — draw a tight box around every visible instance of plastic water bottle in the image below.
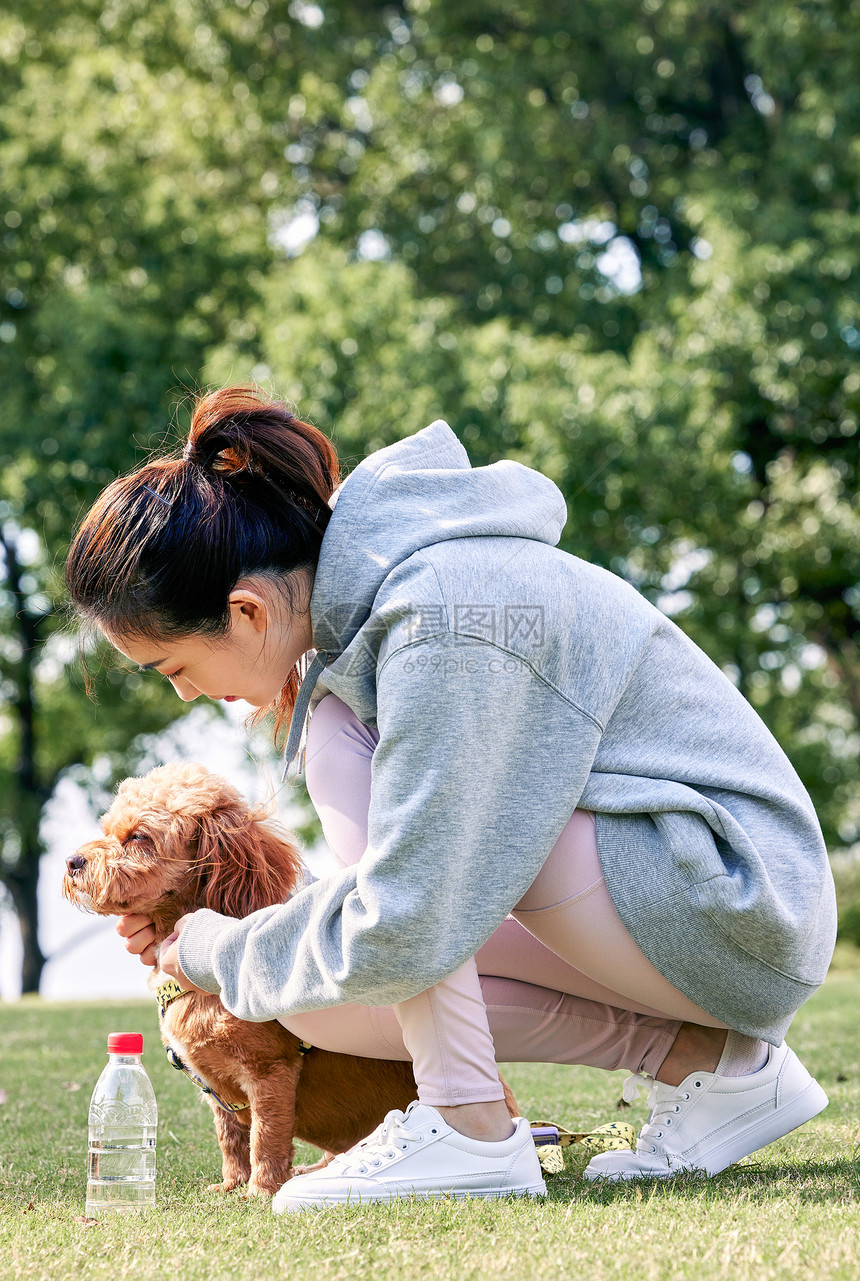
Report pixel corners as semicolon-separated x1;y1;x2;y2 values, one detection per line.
86;1032;157;1215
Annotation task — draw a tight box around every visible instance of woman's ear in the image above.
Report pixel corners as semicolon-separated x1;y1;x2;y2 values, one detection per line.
228;586;269;634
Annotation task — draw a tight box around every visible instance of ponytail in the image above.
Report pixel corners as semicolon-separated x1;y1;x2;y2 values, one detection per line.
66;386;342;741
182;386;337;532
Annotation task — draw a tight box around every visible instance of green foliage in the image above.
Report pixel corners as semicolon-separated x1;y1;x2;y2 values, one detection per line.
833;858;860;949
207;0;860;849
0;0;858;989
206;236;859;846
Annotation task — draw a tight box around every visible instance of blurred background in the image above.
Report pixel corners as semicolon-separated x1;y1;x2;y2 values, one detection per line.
1;0;858;1000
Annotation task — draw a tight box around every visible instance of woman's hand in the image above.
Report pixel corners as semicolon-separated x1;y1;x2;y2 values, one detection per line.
115;912;211;993
115;913;159;968
158;913;211;994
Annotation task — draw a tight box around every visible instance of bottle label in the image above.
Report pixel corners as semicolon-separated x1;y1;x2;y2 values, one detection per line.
90;1099;156;1128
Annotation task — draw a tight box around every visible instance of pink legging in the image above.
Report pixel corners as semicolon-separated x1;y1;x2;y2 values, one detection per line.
277;694;728;1106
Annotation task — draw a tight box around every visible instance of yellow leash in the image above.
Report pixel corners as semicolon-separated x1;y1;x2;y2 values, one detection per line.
530;1120;637;1175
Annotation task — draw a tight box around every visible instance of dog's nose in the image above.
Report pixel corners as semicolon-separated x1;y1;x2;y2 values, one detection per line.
66;854;87;875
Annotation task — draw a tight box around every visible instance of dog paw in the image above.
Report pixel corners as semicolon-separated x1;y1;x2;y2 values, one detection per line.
208;1180;247;1194
247;1177;283;1198
291;1161;326;1177
291;1154;335;1177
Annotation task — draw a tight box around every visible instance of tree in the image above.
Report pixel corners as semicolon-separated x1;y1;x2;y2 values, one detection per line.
257;0;860;844
1;0;857;992
206;237;859;847
0;0;286;989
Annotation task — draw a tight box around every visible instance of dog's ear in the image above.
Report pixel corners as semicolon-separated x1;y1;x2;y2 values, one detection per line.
193;803;305;918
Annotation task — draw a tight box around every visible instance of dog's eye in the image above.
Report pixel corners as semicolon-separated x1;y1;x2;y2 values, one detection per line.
123;832;147;846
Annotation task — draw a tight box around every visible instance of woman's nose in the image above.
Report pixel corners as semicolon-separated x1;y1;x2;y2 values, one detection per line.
66;854;87;875
171;677;200;703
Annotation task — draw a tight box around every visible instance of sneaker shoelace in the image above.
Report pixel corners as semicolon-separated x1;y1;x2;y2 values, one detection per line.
622;1072;705;1155
333;1105;431;1176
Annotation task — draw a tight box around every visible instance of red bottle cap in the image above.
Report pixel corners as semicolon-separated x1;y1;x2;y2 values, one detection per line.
107;1032;144;1054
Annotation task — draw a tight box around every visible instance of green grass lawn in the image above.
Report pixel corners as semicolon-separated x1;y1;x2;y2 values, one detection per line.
2;947;859;1281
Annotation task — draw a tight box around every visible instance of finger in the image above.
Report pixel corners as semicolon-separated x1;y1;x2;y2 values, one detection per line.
123;922;158;958
159;948;190;988
115;913;153;940
159;941;207;994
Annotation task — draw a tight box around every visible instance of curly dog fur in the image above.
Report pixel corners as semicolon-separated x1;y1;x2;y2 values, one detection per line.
63;762;517;1196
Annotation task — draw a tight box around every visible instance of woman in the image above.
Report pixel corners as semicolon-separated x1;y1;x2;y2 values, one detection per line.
65;385;836;1211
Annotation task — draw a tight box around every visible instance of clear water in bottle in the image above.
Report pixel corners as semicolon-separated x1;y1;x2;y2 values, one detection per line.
86;1032;157;1215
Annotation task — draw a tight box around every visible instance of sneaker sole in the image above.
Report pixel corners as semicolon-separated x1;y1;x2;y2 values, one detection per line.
274;1182;547;1212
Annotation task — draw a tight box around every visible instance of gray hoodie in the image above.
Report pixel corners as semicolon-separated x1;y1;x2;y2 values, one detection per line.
177;420;836;1042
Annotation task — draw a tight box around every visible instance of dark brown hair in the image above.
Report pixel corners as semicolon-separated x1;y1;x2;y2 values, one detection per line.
65;385;341;739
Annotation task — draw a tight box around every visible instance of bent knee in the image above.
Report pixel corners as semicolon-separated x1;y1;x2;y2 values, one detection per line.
305;693;379;802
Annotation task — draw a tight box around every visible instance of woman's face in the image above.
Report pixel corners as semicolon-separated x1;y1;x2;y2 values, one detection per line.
107;578;314;708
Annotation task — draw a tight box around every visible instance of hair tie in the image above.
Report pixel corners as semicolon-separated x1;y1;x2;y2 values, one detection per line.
180;446;325;524
183;441;231;471
183;441;211;466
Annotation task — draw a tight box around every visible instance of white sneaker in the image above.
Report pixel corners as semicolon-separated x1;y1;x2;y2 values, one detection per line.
272;1101;547;1211
583;1041;828;1180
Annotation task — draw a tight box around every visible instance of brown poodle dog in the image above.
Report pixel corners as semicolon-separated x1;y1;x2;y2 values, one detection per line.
63;762;517;1196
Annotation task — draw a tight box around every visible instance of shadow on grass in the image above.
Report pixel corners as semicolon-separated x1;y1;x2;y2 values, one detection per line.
546;1157;860;1208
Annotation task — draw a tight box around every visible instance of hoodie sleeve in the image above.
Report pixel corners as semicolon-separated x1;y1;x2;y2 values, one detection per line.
176;637;603;1020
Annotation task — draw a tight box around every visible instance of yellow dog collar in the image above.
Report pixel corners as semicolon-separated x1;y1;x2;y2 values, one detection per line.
155;978;313;1113
156;978;193;1018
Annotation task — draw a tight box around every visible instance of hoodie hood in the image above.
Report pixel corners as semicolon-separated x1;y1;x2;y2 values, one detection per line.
282;420;568;776
310;419;567;654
